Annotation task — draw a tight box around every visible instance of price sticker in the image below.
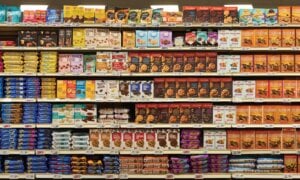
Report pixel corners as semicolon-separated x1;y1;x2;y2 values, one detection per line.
105;174;115;179
167;23;176;27
36;150;45;155
236;124;245;128
283;174;293;179
195;174;204;179
216;124;225;128
232;150;241;155
25;174;34;179
75;124;83;128
145;124;153;128
233;174;244;178
51;150;58;155
51;124;59;128
3;124;11;128
86;149;94;155
171;124;179;128
119;174;129;179
131;149;140;155
154;150;163;155
73;174;82;179
9;174;18;179
53;174;62;179
166;174;174;179
184;22;192;27
265;124;274;128
20;150;28;154
161;47;168;50
182;149;191;154
272;150;280;154
283;98;291;103
128;23;136;27
113;46;121;50
24;124;34;128
109;149;119;154
1;150;8;155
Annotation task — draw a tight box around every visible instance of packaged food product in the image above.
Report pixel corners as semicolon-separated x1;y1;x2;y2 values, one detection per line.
278;6;291;23
292;6;300;24
252;9;265;25
269;80;283;98
241;130;255;149
254;29;268;47
256;80;269;98
268;130;281;149
281;54;295;72
282;29;295;47
268;29;282;47
255;130;268;149
267;55;281;72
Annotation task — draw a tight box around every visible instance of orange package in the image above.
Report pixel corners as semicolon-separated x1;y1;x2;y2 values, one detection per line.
268;130;282;149
241;130;255;149
268;29;282;47
66;80;76;99
254;29;269;47
122;31;136;48
281;54;295;72
263;105;277;124
278;105;291;124
296;29;300;47
227;130;241;149
236;105;250;124
282;128;296;149
291;106;300;124
254;55;267;72
297;130;300;149
256;80;269;98
240;55;253;72
283;80;297;98
250;105;263;124
296;55;300;72
278;6;291;24
269;80;283;98
282;29;295;47
292;6;300;24
267;54;281;72
255;130;268;149
241;29;254;47
297;80;300;97
284;155;297;173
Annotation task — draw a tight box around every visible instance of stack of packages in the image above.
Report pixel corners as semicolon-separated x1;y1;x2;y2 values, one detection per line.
180;129;201;149
0;52;3;72
98;106;130;124
169;156;190;174
27;156;48;173
74;104;97;124
103;155;120;174
23;52;39;73
5;77;25;98
71;132;89;150
0;77;3;97
190;155;208;173
71;156;87;174
25;77;40;98
256;156;284;173
36;129;52;149
1;129;18;149
52;130;72;150
52;104;74;125
41;78;56;99
229;156;257;173
48;155;71;174
87;157;103;174
18;129;36;150
120;155;143;174
40;52;57;73
37;103;52;124
209;155;229;173
4;157;24;173
22;103;37;124
1;103;22;124
143;155;169;175
2;52;23;73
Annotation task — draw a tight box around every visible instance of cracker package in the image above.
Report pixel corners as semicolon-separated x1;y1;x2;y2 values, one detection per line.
95;9;106;23
268;29;282;47
255;130;268;149
241;130;255;149
292;6;300;24
281;54;295;72
224;7;238;24
269;80;283;98
250;105;263;124
236;105;250;124
239;9;252;24
282;29;295;47
115;8;129;24
140;9;152;24
278;6;291;24
254;54;267;72
254;29;268;47
227;130;240;149
282;128;296;149
241;29;254;47
252;8;265;25
267;55;281;72
256;80;269;98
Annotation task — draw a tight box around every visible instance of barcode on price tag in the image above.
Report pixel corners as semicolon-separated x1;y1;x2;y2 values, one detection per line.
73;174;81;179
166;174;174;179
53;174;62;179
119;174;128;179
272;150;280;154
232;150;241;155
9;174;18;179
25;174;34;179
195;174;204;179
105;174;114;179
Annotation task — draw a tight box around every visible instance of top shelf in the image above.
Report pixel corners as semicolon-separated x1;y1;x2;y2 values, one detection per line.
0;23;300;29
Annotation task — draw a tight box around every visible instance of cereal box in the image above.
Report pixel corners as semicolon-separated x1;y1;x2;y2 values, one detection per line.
169;103;179;123
141;80;153;99
269;80;283;98
96;52;111;73
73;28;85;47
204;130;216;150
283;80;296;98
278;6;291;23
217;30;229;48
224;7;238;24
134;130;145;150
63;5;74;23
183;6;197;23
229;30;241;48
190;103;202;124
240;55;253;72
215;130;226;150
291;106;300;124
250;105;263;124
162;53;173;72
285;155;297;173
239;9;252;24
85;28;96;48
160;31;173;48
122;31;136;48
241;29;254;47
165;78;176;98
267;55;281;72
140;9;152;24
217;55;228;73
263;105;276;124
282;128;296;149
268;29;282;47
254;29;268;47
241;130;255;149
58;54;71;73
230;55;240;73
278;106;291;124
70;54;84;73
297;80;300;98
227;130;240;149
109;31;121;48
256;80;269;98
245;80;256;99
84;8;95;24
84;55;96;73
254;55;267;72
136;30;147;47
296;29;300;47
95;80;107;99
95;29;109;47
73;6;84;23
265;8;278;25
127;53;139;73
202;104;213;124
282;29;295;47
147;30;160;47
111;52;127;72
236;105;249;124
224;106;236;124
233;81;244;99
255;130;268;149
296;55;300;72
176;79;187;98
281;54;295;72
252;8;265;25
85;80;95;99
292;6;300;24
76;80;86;99
95;9;106;23
221;78;232;98
57;80;67;99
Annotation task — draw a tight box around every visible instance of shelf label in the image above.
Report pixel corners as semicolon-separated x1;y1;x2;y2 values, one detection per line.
1;150;8;155
36;150;45;155
73;174;82;179
154;150;163;155
145;124;153;128
25;174;34;179
233;174;244;178
216;124;225;128
171;124;179;128
9;174;18;179
75;124;83;128
182;149;191;154
105;174;115;179
24;124;34;128
20;150;28;154
166;174;174;179
113;47;121;50
161;47;168;50
254;98;264;103
283;174;293;179
271;150;280;154
109;149;119;154
130;149;140;155
297;150;300;155
128;23;136;27
236;124;245;128
195;174;204;179
194;124;202;128
283;98;291;103
184;22;192;27
51;124;59;128
3;124;11;128
53;174;62;179
232;150;241;155
265;124;274;128
86;149;94;155
119;174;129;179
51;150;58;155
97;124;104;128
167;23;176;27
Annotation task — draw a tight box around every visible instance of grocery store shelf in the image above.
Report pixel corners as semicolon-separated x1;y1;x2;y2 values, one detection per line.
0;173;34;179
231;173;298;179
0;46;37;51
232;124;300;128
0;150;35;155
0;124;35;128
122;98;232;103
121;123;232;128
0;73;36;76
36;72;121;77
35;173;118;179
35;149;118;155
232;98;298;103
120;149;231;155
122;173;231;179
0;98;35;102
231;149;298;155
36;98;115;103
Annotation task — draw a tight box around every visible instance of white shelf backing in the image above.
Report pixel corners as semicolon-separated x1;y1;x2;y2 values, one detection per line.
0;124;35;128
0;173;34;179
35;149;118;155
0;150;35;155
120;149;231;155
231;173;298;179
35;174;118;179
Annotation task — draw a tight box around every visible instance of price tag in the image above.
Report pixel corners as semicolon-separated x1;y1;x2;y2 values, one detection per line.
145;124;153;128
195;174;204;179
139;47;146;50
119;174;129;179
131;149;140;155
189;47;197;50
283;98;291;103
293;125;300;128
9;174;18;179
20;150;28;154
292;47;299;50
296;150;300;155
97;124;104;128
126;124;134;128
236;124;245;128
73;174;82;179
75;124;83;128
128;23;136;27
51;150;58;155
154;150;163;155
194;124;202;128
167;23;176;27
3;124;11;128
233;174;244;178
211;98;219;102
86;149;94;155
182;149;191;154
24;124;34;128
272;150;280;154
216;124;225;128
113;46;121;50
105;174;115;179
171;124;179;128
53;174;62;179
216;23;223;26
280;23;287;27
25;174;34;179
140;23;147;27
254;98;264;103
265;124;274;128
109;149;119;154
161;47;168;50
232;150;241;155
36;150;45;155
1;150;8;155
283;174;293;179
184;22;192;27
152;23;160;27
51;124;59;128
112;23;121;27
269;47;277;50
166;174;174;179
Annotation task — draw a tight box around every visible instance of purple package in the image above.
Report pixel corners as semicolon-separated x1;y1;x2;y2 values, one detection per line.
180;140;200;149
58;54;71;73
170;163;191;169
191;163;208;169
209;158;228;164
70;54;83;73
209;155;229;159
207;31;218;46
191;168;209;173
210;167;228;173
180;129;201;137
160;31;173;47
170;157;189;164
170;168;190;174
190;155;208;161
209;163;228;169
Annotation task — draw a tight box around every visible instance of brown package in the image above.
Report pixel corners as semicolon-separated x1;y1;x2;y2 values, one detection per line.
184;53;195;72
220;78;232;98
282;29;295;47
196;6;210;23
176;79;187;98
209;7;224;23
195;52;206;72
254;29;269;47
268;29;282;47
173;53;184;72
162;53;173;72
281;54;295;72
285;155;297;173
278;105;291;124
179;104;191;123
267;55;281;72
227;130;240;149
236;105;250;124
187;78;198;98
263;105;277;124
291;106;300;124
254;55;267;72
283;80;297;98
241;130;255;149
146;104;158;124
240;55;253;72
151;53;162;73
255;130;268;149
256;80;269;98
241;29;254;47
282;128;296;149
209;78;221;98
198;79;209;98
292;6;300;24
269;80;283;98
278;6;291;24
154;78;165;98
296;55;300;72
268;130;281;149
140;53;151;73
206;52;217;72
250;105;263;124
296;29;300;47
168;103;180;123
135;104;146;123
165;78;176;98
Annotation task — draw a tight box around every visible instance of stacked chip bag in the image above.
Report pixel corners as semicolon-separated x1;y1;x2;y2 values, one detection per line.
27;155;48;173
52;130;71;150
18;129;37;150
40;51;57;73
256;155;284;173
0;77;3;97
143;155;169;175
2;52;23;73
36;129;52;149
87;157;103;174
1;129;18;149
103;155;120;174
72;132;89;150
41;78;56;99
169;156;191;174
22;103;37;123
209;155;228;173
190;155;208;173
5;77;25;98
229;155;257;173
120;155;143;174
37;103;52;123
180;129;201;149
25;77;40;98
48;155;72;174
4;156;25;173
23;52;39;73
1;103;22;124
71;156;87;174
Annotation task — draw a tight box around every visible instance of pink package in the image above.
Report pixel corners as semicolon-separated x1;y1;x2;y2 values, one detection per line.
160;31;173;47
70;54;84;73
58;54;71;73
111;52;127;72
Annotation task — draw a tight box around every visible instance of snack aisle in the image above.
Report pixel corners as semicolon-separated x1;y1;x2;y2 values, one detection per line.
0;2;300;180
